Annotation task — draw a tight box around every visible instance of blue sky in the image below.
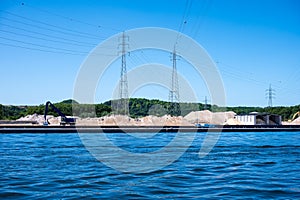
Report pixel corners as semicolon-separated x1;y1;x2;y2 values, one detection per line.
0;0;299;106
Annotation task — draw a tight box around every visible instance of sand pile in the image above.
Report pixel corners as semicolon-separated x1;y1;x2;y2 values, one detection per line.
17;114;61;125
76;115;193;126
291;117;300;125
155;115;192;126
134;115;192;126
48;116;61;125
224;118;243;125
184;110;236;125
137;115;192;126
17;114;44;124
18;110;237;126
282;116;300;125
77;115;132;126
76;118;100;125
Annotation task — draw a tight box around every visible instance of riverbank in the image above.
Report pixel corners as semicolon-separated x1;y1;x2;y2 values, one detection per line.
1;125;300;133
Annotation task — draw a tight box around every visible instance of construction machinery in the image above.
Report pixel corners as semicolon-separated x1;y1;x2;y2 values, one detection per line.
43;101;76;126
291;111;300;122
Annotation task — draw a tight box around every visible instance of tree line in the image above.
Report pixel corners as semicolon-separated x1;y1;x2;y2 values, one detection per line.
0;98;299;121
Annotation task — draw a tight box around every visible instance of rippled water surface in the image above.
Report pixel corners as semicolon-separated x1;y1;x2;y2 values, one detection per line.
1;132;300;199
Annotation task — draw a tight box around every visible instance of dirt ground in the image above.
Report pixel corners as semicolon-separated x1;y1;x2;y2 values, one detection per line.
16;110;240;126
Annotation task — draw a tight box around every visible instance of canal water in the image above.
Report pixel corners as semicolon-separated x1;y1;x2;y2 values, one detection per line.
0;132;299;199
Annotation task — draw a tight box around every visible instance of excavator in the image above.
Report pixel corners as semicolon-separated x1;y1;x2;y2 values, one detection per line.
43;101;76;126
288;111;300;122
290;111;300;122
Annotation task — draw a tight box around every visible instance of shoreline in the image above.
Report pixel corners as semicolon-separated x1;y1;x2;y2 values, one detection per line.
1;125;300;133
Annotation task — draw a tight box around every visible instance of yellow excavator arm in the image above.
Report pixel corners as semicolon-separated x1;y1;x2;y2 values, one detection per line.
291;111;300;121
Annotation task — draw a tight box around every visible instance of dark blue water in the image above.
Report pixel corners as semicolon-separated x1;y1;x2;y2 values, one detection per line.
0;132;299;199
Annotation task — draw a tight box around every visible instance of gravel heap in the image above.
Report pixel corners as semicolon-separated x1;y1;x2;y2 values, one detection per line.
17;114;61;125
184;110;236;125
291;117;300;125
18;110;238;126
76;115;193;126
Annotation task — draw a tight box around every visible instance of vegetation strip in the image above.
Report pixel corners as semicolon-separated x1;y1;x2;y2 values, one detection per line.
1;98;300;121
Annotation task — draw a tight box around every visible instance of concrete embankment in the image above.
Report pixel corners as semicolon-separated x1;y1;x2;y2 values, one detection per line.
1;125;300;133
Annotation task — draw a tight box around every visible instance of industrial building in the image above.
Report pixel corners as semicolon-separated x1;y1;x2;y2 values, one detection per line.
235;112;282;125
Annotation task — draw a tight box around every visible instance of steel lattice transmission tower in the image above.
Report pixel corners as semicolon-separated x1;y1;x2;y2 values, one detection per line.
168;48;180;116
266;84;275;107
204;96;208;110
118;32;129;115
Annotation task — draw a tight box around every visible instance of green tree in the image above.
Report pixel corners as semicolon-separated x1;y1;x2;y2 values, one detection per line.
0;104;3;120
96;104;112;117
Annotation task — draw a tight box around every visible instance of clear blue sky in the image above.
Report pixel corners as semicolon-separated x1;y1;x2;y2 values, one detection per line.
0;0;299;106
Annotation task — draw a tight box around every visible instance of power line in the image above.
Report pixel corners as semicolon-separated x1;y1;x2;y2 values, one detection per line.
0;15;103;40
190;0;213;39
0;10;120;55
216;61;279;88
0;36;117;56
0;23;97;46
0;35;89;54
178;0;192;33
0;41;84;55
0;10;112;39
168;0;193;116
0;29;94;48
18;2;122;32
175;0;192;47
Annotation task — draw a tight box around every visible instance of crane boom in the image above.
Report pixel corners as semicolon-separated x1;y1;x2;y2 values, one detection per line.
44;101;76;126
292;111;300;121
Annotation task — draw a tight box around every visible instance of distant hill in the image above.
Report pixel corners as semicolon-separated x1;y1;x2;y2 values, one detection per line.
59;99;79;104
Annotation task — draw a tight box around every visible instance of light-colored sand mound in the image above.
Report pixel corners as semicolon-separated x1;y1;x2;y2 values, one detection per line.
76;114;193;126
18;110;238;126
291;116;300;125
282;117;300;125
17;113;43;124
17;114;61;125
224;118;243;125
76;115;131;126
184;110;236;125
